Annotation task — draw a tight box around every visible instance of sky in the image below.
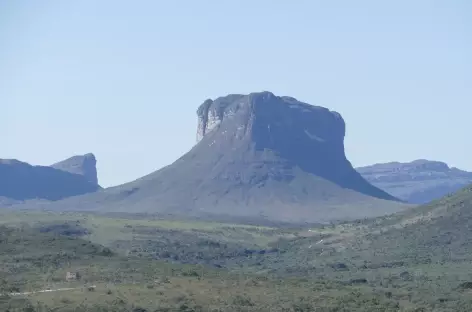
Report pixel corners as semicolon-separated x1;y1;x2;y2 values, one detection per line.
1;0;471;187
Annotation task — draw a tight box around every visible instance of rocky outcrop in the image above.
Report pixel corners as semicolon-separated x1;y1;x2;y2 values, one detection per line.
196;99;222;142
193;92;395;200
357;160;472;204
0;156;100;203
25;92;405;224
51;153;99;186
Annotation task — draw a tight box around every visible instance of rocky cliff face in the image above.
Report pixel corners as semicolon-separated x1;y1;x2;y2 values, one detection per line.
194;92;393;199
357;160;472;204
51;153;99;186
0;155;100;203
26;92;404;224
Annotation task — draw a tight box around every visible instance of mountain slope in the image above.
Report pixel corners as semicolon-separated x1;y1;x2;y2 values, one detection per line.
0;156;100;203
18;92;407;223
276;183;472;269
330;183;472;267
357;160;472;204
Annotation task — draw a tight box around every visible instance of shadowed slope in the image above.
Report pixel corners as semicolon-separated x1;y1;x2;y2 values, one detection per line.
0;157;100;202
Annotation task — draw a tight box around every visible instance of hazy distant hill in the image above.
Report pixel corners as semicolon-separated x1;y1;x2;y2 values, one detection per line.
357;160;472;204
51;153;99;185
22;92;406;223
0;154;100;203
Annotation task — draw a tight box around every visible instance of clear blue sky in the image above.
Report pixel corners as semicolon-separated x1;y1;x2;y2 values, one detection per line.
1;0;471;187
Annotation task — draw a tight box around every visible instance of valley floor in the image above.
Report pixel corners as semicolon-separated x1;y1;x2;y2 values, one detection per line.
1;209;472;311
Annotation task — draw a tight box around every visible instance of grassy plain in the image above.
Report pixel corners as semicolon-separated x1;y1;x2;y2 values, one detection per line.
3;194;472;312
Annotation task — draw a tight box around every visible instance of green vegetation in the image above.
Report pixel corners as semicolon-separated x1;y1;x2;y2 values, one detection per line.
0;221;402;311
3;186;472;311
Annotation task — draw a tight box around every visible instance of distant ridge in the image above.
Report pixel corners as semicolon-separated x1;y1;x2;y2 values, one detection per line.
0;154;100;203
357;159;472;204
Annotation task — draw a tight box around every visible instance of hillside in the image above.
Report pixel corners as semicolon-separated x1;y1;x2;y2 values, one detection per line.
364;184;472;263
0;154;100;203
230;184;472;310
357;159;472;204
254;181;472;269
271;183;472;267
16;92;407;224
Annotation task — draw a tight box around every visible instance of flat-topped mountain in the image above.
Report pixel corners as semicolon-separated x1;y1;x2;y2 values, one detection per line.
51;153;99;185
357;160;472;204
24;92;406;223
0;154;100;203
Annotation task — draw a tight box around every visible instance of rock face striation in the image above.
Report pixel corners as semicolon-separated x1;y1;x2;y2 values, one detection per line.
51;153;99;185
26;92;405;224
194;92;395;200
0;154;100;203
357;160;472;204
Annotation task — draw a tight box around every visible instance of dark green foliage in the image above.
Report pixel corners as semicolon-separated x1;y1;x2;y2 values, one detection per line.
37;222;89;237
232;294;255;306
